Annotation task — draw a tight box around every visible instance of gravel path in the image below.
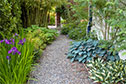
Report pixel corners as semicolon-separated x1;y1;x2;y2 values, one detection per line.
29;35;93;84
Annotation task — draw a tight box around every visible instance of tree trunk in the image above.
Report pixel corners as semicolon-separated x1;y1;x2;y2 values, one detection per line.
55;12;61;27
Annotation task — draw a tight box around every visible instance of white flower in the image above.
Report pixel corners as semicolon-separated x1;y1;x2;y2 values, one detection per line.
119;50;126;60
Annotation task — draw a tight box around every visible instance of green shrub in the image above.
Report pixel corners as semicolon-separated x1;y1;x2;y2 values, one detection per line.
61;23;76;35
61;21;87;40
87;58;126;84
68;28;86;40
25;25;58;62
61;27;70;35
0;32;34;84
67;39;120;63
0;0;22;36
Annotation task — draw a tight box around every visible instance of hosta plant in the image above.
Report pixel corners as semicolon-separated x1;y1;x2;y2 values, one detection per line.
67;39;120;63
0;32;34;84
87;58;126;84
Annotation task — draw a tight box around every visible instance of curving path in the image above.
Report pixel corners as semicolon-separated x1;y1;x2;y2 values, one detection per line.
29;34;93;84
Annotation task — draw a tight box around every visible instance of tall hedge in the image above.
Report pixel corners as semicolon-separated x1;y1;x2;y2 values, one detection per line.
0;0;66;36
0;0;22;36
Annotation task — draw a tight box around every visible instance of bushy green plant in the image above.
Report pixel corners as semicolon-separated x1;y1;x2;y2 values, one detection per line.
0;0;22;36
0;32;34;84
61;26;71;35
61;21;87;40
87;58;126;84
67;39;120;63
61;23;77;35
25;25;58;62
68;27;86;40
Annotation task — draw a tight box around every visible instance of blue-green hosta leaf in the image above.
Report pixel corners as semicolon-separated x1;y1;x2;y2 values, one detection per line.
75;56;80;61
83;55;87;58
67;53;75;58
107;51;112;55
78;55;87;62
93;50;96;53
73;41;82;46
70;58;75;62
99;53;105;57
93;40;99;47
87;39;93;43
83;51;87;54
72;50;80;54
92;47;96;50
86;57;92;62
108;56;115;61
79;46;84;49
87;48;92;51
87;52;91;56
92;53;97;57
79;52;83;56
69;48;75;53
82;59;86;63
87;44;93;48
83;47;87;51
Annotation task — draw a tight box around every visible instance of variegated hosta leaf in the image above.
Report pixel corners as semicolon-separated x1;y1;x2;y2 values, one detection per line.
88;59;126;83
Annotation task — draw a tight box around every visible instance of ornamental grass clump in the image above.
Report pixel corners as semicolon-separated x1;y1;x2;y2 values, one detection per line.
0;33;34;84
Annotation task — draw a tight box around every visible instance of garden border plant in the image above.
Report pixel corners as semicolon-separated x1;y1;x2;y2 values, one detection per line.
0;31;34;84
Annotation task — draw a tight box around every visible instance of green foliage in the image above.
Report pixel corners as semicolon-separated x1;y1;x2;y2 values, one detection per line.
93;0;126;51
87;58;126;84
49;15;55;25
61;26;71;35
21;0;67;27
0;0;22;36
68;27;86;40
56;5;69;20
0;0;67;37
71;0;88;22
61;0;88;39
25;25;58;62
61;22;87;40
0;31;34;84
61;22;76;35
67;39;120;63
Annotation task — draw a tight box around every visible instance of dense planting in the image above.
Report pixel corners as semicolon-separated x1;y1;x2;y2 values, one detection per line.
25;25;58;62
61;22;87;40
87;58;126;84
0;33;34;84
67;39;120;63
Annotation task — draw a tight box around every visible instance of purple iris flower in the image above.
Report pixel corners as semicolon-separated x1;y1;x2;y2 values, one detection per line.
6;56;11;60
18;38;26;45
13;33;18;37
5;39;11;44
8;47;21;55
15;33;18;36
5;39;15;45
11;38;15;45
0;40;4;43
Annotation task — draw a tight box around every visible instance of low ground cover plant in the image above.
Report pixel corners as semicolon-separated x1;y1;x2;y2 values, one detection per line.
0;32;34;84
25;25;58;62
87;58;126;84
67;39;120;63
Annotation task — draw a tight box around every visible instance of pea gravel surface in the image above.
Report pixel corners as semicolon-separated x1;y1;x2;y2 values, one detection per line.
28;35;93;84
